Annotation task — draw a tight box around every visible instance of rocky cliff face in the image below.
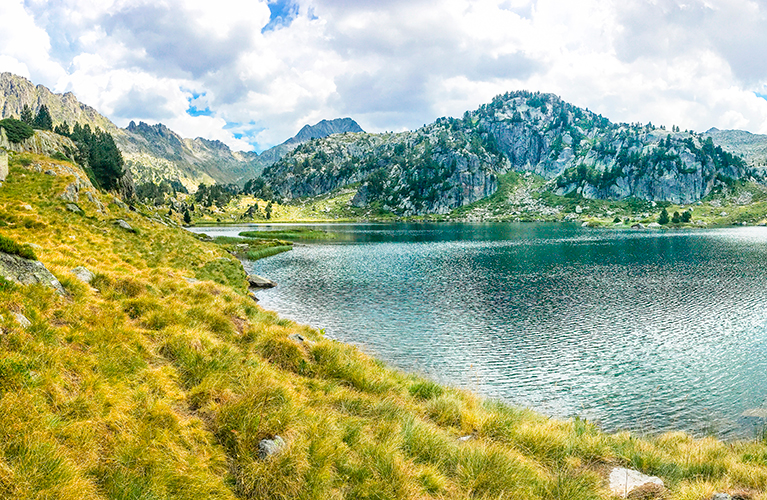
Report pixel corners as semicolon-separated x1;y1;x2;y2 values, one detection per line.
0;73;116;133
0;128;77;158
264;91;746;213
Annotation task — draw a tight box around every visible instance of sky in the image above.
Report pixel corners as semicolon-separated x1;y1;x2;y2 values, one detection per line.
2;0;767;152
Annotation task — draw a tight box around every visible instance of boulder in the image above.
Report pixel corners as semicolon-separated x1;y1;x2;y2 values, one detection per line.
647;222;661;228
0;252;65;295
631;223;645;229
66;203;84;214
0;149;8;181
112;197;129;210
247;274;277;289
60;182;79;202
13;312;31;328
288;333;315;346
609;467;664;498
115;219;135;232
258;436;285;459
70;266;95;284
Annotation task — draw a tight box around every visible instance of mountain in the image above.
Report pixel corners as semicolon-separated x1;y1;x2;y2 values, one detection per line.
263;91;746;215
706;128;767;168
252;117;364;169
0;72;115;133
117;121;261;189
0;73;362;191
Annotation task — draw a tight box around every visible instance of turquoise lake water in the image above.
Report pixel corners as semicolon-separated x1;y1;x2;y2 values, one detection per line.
191;223;767;438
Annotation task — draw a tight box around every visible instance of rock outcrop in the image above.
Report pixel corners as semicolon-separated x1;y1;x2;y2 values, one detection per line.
247;274;277;289
0;149;7;182
609;467;664;498
0;128;77;159
264;91;745;215
0;252;65;295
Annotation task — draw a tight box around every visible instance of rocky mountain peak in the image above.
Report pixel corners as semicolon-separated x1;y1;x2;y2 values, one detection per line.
286;117;364;145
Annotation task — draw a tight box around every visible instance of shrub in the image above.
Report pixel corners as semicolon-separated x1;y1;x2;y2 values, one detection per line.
658;207;670;225
0;118;34;143
0;234;37;260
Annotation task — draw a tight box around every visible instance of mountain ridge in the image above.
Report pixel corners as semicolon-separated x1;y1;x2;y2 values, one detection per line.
0;73;363;191
262;91;749;215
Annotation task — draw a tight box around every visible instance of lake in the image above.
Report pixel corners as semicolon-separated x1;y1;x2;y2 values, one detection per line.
191;223;767;439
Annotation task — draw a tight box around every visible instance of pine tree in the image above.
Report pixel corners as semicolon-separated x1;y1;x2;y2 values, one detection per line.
183;209;192;225
20;105;33;125
54;121;71;137
33;105;53;130
658;207;670;225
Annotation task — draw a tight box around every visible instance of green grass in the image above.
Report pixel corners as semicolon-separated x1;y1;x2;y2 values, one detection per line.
0;153;766;499
239;228;337;240
0;234;36;260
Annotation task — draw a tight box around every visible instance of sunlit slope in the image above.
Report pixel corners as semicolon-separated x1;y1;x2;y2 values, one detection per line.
0;152;765;499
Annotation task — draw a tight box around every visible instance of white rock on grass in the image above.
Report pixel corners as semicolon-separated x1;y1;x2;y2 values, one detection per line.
258;436;285;459
71;266;96;284
609;467;664;498
13;312;31;328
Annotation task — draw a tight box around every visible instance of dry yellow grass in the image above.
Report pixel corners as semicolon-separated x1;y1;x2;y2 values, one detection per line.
0;152;765;499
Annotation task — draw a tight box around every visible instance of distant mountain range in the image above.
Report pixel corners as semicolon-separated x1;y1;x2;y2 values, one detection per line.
0;73;363;191
2;72;766;214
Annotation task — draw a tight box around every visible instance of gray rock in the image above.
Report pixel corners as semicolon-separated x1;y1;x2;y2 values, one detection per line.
248;291;259;302
184;277;200;284
457;435;474;442
21;204;32;210
647;222;661;228
288;333;307;343
741;408;767;418
44;169;56;176
247;274;277;289
258;436;285;459
711;494;731;500
0;252;65;295
112;197;129;210
575;204;583;214
0;149;8;181
609;467;663;498
288;333;315;346
13;312;31;328
66;203;83;214
70;266;95;284
60;182;79;202
631;223;645;229
115;219;135;232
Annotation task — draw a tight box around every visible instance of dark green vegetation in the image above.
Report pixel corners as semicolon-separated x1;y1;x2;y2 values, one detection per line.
65;123;125;191
0;118;34;143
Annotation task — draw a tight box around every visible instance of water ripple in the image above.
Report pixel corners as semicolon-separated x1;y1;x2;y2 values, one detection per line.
215;223;767;439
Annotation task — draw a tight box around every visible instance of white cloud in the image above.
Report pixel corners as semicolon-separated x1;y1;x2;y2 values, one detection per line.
4;0;767;151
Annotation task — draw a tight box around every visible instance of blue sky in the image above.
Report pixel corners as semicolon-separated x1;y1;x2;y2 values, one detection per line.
1;0;767;152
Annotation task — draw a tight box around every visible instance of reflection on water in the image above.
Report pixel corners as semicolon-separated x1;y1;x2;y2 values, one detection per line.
192;223;767;438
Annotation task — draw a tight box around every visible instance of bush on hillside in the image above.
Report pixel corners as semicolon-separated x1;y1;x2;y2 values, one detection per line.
0;118;34;144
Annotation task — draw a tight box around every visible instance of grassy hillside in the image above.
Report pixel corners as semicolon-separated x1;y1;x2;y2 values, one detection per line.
1;152;766;499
